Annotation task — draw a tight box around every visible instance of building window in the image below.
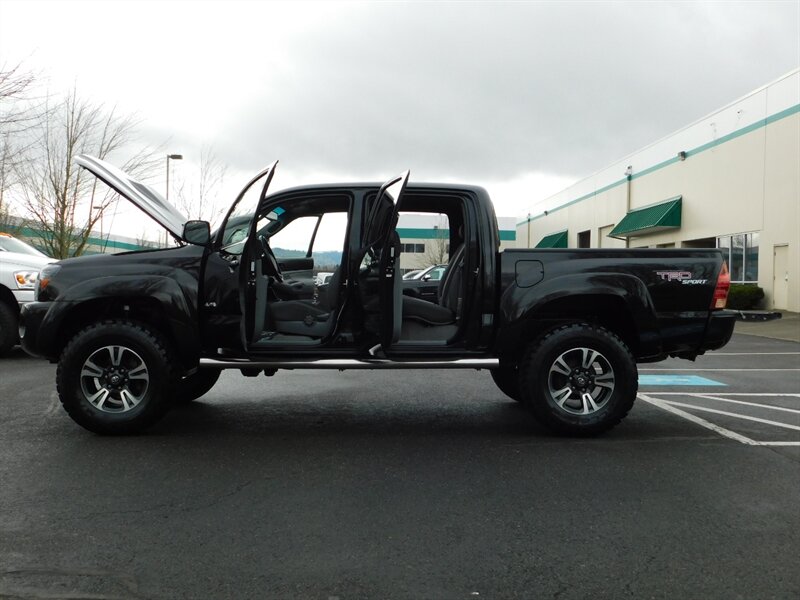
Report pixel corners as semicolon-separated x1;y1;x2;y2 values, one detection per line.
400;243;425;253
578;230;591;248
717;232;759;283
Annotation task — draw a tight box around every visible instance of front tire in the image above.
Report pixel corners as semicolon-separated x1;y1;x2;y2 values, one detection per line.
519;323;637;436
56;320;176;435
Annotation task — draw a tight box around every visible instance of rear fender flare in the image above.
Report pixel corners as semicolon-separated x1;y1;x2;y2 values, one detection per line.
497;273;661;357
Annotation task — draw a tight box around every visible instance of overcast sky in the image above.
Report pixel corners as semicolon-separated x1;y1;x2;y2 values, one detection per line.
1;0;798;230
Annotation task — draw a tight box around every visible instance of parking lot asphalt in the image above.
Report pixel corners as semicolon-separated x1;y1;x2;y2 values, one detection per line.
1;330;798;599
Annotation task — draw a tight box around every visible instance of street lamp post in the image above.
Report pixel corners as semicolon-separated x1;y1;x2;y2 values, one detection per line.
165;153;183;246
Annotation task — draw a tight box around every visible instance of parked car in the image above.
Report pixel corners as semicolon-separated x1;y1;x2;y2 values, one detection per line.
0;233;53;355
20;155;735;436
402;264;447;302
316;272;334;286
402;269;422;280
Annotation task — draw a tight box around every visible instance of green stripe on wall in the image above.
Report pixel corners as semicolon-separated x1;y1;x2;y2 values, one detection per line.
397;227;516;241
16;226;150;252
518;102;800;226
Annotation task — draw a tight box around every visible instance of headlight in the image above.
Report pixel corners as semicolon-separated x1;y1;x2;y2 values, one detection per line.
36;264;61;300
14;271;38;289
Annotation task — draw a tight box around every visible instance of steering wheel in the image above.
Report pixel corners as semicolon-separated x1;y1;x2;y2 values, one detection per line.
259;235;283;282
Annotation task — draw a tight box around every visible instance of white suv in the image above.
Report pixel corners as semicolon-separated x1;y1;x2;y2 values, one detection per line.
0;233;53;355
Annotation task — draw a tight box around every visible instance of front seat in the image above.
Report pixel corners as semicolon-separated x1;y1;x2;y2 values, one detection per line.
269;267;342;337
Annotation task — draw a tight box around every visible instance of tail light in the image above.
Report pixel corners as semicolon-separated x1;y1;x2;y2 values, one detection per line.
711;261;730;309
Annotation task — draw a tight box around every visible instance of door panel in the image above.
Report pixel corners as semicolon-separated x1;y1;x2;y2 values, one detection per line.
358;171;410;348
277;257;314;272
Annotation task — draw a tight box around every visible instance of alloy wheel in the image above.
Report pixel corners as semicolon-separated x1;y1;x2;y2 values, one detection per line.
547;346;615;415
79;345;150;413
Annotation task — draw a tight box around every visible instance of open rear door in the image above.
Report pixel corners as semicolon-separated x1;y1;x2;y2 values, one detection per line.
358;170;409;350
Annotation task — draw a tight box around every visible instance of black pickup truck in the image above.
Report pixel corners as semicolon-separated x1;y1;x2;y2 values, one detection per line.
20;156;736;436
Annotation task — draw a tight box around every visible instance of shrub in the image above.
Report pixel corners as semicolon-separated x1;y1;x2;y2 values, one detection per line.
727;284;765;310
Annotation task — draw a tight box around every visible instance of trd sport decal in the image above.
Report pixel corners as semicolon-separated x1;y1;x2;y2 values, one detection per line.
656;271;708;285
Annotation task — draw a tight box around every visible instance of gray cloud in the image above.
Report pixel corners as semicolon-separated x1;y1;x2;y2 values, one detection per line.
190;2;799;182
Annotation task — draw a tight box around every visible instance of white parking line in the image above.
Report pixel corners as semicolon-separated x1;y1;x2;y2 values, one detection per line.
640;368;800;372
660;400;800;431
638;393;800;446
690;394;800;414
638;394;758;445
711;352;800;356
649;393;800;396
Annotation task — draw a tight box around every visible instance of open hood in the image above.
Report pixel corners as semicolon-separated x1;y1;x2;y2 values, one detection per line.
75;154;189;239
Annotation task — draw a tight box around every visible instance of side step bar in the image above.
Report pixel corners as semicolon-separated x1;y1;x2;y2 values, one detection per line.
199;357;499;370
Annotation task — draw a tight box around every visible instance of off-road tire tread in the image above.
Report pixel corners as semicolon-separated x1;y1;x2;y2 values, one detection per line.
519;322;637;436
56;319;177;435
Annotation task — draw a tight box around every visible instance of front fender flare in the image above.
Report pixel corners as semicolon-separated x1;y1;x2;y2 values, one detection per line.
39;275;199;362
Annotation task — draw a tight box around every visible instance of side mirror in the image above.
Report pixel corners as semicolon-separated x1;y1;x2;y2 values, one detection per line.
183;220;211;246
422;274;432;282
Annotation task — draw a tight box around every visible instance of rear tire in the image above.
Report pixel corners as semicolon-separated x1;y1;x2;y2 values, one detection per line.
519;323;637;436
174;369;220;404
56;320;176;435
0;302;17;356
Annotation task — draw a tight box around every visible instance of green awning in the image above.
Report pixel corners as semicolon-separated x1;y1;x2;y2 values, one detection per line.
609;196;682;239
535;230;568;248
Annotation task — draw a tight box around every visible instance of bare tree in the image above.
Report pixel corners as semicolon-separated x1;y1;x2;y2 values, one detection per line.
423;216;450;267
0;62;40;229
0;61;38;131
174;146;228;224
15;87;160;258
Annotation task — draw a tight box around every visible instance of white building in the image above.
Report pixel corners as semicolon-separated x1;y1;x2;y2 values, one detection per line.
517;69;799;312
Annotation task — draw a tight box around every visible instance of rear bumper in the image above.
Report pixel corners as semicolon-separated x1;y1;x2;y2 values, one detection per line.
702;309;737;352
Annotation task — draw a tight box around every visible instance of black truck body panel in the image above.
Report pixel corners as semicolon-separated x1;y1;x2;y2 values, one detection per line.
496;248;727;361
20;179;735;369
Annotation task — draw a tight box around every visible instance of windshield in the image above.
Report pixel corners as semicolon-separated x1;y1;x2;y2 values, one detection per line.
0;235;47;257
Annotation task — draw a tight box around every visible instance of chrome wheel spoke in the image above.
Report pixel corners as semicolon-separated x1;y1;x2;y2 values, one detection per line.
128;364;149;382
581;349;599;369
87;387;110;408
108;346;124;366
595;372;615;390
81;359;104;379
581;392;599;414
552;386;572;407
551;357;571;377
119;389;132;410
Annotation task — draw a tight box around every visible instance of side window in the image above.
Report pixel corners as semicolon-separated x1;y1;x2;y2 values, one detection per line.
429;267;445;280
396;211;451;273
269;216;318;255
265;212;348;266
